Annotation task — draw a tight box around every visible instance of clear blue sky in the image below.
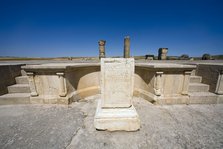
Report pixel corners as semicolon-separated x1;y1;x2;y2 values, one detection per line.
0;0;223;57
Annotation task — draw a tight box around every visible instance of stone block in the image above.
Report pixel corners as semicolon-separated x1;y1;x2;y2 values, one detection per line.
8;84;31;93
16;76;29;84
101;58;134;108
189;92;218;104
95;58;140;131
217;95;223;104
189;83;209;92
94;99;140;131
0;93;30;105
190;76;202;83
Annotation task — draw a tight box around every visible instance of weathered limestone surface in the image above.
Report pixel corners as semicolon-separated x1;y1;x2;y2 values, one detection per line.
19;62;223;105
0;104;84;149
21;62;197;105
65;66;100;102
31;73;69;104
94;100;140;131
94;58;140;131
1;96;223;149
134;63;195;104
22;63;100;104
101;58;134;108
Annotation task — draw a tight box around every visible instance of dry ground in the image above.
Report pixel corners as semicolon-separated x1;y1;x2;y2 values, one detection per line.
0;95;223;149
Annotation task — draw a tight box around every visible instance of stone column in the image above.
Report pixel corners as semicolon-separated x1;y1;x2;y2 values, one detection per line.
27;72;38;97
215;70;223;95
98;40;106;59
124;36;130;58
154;72;163;96
182;71;192;95
56;73;67;97
158;48;168;60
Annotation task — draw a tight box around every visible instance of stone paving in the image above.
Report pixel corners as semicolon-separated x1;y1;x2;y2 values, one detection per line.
0;95;223;149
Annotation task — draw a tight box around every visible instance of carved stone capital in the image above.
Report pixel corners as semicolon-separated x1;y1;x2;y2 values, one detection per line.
98;40;106;46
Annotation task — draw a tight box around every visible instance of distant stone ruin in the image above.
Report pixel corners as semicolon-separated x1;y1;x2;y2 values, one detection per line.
98;40;106;59
158;48;168;60
124;36;130;58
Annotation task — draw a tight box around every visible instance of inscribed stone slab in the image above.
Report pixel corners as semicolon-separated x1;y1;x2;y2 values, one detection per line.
101;58;134;108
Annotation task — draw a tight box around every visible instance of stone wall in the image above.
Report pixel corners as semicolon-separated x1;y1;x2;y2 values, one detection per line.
23;63;195;104
134;66;192;104
196;64;223;93
0;64;24;95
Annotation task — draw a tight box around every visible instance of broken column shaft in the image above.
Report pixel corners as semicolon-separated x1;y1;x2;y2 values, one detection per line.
98;40;106;59
158;48;168;60
124;36;130;58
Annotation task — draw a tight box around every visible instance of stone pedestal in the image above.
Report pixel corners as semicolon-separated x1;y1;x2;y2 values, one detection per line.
94;58;140;131
94;100;140;131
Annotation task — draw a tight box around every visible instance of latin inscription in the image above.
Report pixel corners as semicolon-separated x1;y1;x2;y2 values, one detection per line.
101;58;134;108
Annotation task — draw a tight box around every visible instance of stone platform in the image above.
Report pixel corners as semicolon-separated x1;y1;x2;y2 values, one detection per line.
94;99;140;131
1;61;223;105
0;96;223;149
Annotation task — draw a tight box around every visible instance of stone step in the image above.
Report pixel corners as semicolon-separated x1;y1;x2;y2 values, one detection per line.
0;93;30;105
191;69;196;76
8;84;31;93
189;83;209;92
190;76;202;83
21;69;27;76
15;76;29;84
189;92;218;104
217;95;223;104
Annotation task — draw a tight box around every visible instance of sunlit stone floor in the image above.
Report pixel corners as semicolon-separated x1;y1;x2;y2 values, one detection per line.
0;95;223;149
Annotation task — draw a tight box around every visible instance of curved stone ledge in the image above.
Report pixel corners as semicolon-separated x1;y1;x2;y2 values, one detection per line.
133;88;156;103
69;86;100;102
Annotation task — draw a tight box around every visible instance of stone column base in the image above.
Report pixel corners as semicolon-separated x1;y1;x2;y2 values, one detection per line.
94;99;140;131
